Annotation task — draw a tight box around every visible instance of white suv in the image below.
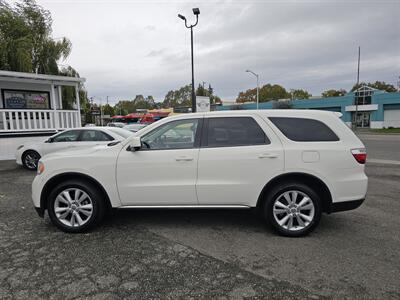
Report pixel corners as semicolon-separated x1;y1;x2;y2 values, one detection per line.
32;110;368;237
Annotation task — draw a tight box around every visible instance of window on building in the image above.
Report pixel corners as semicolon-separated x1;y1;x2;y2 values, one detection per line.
354;86;374;105
269;117;339;142
205;117;269;147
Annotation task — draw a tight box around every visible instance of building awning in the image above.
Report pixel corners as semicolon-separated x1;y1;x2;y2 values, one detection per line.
0;70;85;86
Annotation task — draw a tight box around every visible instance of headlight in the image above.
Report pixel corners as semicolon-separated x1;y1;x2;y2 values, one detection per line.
37;161;45;175
17;145;24;150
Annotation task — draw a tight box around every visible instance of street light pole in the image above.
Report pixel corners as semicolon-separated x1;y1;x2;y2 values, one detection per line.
190;25;195;112
246;70;259;109
355;46;360;130
178;8;200;113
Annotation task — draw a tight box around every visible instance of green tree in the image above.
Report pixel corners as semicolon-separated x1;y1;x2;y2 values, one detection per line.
163;84;192;108
0;0;71;74
196;83;206;96
113;95;157;115
236;88;256;103
114;100;133;115
322;89;347;98
58;66;87;110
102;104;114;117
259;84;290;102
195;83;221;104
291;89;312;100
236;84;290;103
132;94;156;110
351;81;396;92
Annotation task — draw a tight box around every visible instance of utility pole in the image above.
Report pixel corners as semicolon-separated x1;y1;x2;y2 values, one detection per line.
100;98;103;126
397;76;400;92
354;46;360;130
90;97;94;124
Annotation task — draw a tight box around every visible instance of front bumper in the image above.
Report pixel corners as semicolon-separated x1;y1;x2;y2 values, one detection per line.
32;174;46;217
328;198;365;213
35;207;45;218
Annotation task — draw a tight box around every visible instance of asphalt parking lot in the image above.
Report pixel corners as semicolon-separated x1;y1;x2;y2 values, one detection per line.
0;135;399;300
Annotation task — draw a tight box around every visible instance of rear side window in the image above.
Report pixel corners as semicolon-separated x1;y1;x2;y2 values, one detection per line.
80;130;114;142
204;117;270;147
269;117;339;142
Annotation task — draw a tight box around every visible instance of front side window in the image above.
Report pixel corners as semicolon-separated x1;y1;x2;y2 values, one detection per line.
80;130;113;142
52;130;81;142
141;119;199;150
269;117;339;142
204;117;269;148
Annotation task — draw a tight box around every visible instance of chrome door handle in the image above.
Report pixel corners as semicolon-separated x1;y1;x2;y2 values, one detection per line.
175;156;194;162
258;153;278;159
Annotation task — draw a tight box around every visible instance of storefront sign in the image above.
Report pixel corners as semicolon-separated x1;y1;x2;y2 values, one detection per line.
196;96;210;112
2;89;50;109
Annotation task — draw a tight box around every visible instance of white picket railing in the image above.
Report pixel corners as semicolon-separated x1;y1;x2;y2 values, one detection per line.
0;109;80;133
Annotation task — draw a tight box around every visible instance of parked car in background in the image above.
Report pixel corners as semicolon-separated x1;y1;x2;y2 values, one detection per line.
16;127;132;171
32;110;368;236
123;124;147;133
106;122;125;128
84;123;96;127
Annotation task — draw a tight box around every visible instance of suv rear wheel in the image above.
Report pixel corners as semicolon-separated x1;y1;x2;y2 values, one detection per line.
263;182;322;237
47;180;106;233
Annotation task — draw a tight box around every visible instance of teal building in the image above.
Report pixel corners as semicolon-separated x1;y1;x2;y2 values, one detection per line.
218;86;400;129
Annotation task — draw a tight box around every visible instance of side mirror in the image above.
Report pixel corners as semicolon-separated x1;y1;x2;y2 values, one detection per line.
46;137;54;143
128;136;141;152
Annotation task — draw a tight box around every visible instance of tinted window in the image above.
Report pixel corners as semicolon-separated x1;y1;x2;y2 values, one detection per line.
52;130;81;142
80;130;113;142
269;117;339;142
205;117;269;147
142;119;199;150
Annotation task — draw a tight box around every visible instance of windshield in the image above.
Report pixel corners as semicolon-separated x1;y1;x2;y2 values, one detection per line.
107;127;133;139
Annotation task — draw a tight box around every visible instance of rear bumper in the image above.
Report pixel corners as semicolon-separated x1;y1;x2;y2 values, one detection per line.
328;198;365;213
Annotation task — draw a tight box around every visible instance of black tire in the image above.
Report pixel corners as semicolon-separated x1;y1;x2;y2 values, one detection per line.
262;182;322;237
22;150;41;171
47;180;106;233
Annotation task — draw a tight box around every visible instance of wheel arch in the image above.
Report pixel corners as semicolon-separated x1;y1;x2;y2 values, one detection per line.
22;149;41;159
40;172;112;211
257;172;333;213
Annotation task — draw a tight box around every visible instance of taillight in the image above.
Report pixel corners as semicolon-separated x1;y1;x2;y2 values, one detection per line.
351;148;367;164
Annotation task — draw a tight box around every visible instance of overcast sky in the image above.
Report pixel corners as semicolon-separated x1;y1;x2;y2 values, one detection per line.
34;0;400;104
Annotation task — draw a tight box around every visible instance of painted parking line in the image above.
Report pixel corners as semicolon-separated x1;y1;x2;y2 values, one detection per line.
367;158;400;165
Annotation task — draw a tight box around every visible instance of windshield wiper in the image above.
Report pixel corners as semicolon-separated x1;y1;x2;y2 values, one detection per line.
107;141;121;146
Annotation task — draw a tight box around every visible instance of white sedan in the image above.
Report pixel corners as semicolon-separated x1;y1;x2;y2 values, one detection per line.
16;127;132;170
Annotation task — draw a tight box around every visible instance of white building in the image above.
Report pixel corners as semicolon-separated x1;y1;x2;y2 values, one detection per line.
0;70;85;159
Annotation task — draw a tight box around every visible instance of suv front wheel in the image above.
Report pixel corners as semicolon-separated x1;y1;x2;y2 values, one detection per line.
263;182;322;237
47;180;106;233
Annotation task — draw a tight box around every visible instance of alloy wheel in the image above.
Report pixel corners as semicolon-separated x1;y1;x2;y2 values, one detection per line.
24;152;40;170
272;190;315;231
54;188;93;228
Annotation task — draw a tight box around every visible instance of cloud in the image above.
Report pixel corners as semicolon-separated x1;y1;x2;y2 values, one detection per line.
38;0;400;102
144;25;156;31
